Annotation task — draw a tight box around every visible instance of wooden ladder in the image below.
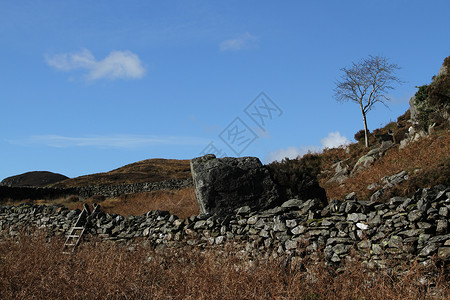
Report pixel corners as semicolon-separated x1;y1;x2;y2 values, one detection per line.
63;203;99;254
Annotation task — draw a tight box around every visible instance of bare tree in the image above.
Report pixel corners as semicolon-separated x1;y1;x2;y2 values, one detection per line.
334;55;401;147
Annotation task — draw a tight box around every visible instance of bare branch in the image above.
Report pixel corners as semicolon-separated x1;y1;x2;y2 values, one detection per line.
334;55;401;147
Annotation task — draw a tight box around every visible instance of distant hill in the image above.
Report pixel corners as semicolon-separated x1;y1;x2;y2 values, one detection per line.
51;158;191;188
0;171;69;187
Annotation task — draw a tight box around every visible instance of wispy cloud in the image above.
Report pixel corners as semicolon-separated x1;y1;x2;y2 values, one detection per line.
219;32;258;51
265;131;350;163
11;134;208;148
45;49;145;81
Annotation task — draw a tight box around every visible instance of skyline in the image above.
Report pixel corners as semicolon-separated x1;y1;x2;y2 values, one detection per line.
1;0;449;180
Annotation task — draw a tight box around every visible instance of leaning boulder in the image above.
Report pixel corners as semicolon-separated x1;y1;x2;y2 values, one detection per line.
190;154;279;215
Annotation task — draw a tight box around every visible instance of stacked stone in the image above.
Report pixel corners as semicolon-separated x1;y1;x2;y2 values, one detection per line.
0;178;193;201
74;178;193;198
0;185;448;266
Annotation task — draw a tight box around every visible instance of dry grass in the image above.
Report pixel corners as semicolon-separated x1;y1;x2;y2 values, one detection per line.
0;233;448;299
8;188;199;219
322;131;450;200
97;188;198;218
52;158;191;188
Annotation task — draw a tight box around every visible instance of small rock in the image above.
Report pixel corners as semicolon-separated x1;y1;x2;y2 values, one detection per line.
347;213;366;222
285;219;297;228
291;225;306;235
437;247;450;259
333;244;351;255
419;243;439;257
345;192;356;201
285;240;297;250
438;206;449;218
408;210;424;222
356;222;368;230
281;199;304;208
436;220;448;235
247;216;258;225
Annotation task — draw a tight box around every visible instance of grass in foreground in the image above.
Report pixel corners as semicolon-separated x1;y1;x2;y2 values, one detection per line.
0;234;448;299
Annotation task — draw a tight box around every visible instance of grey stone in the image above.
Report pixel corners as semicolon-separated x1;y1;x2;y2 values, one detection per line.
331;253;341;262
247;216;258;225
398;229;425;237
419;243;439;257
345;192;356;201
438;206;449;218
428;234;450;243
281;199;304;208
285;239;297;250
436;220;448;235
371;244;382;255
347;213;366;223
327;161;350;184
285;219;297;228
358;240;371;249
356;222;369;230
333;244;351;255
367;182;380;191
437;247;450;259
215;236;225;245
327;237;351;245
273;216;287;232
291;225;306;235
193;220;207;230
259;229;269;238
416;222;433;230
236;206;251;215
408;210;424;222
190;154;279;215
369;215;382;226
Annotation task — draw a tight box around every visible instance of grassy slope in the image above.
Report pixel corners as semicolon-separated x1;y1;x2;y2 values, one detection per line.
319;115;449;201
51;158;191;188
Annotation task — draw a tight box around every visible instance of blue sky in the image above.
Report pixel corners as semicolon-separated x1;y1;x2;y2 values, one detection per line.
1;0;449;180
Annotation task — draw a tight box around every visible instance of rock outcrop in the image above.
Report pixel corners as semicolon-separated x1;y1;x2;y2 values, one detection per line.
190;154;279;215
351;141;394;174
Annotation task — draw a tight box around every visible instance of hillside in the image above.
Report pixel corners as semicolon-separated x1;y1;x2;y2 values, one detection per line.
3;57;448;220
51;158;191;188
0;171;68;187
286;56;450;202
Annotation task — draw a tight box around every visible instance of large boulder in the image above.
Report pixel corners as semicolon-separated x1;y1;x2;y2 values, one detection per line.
190;154;279;215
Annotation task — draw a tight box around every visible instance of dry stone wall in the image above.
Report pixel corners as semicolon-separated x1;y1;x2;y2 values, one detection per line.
0;178;193;200
1;185;449;266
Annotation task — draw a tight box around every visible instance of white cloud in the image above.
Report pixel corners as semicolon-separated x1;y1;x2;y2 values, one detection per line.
45;49;145;81
266;146;315;163
265;131;350;163
13;134;208;148
320;131;351;149
220;32;258;51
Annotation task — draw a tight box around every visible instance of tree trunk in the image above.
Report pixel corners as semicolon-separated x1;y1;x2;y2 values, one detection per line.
362;110;369;148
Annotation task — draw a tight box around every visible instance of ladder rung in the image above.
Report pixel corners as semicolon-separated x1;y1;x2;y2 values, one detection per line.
65;243;77;246
67;235;80;238
73;227;85;230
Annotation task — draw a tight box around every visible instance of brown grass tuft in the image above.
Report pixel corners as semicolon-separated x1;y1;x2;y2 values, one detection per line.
323;131;450;200
0;234;448;299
